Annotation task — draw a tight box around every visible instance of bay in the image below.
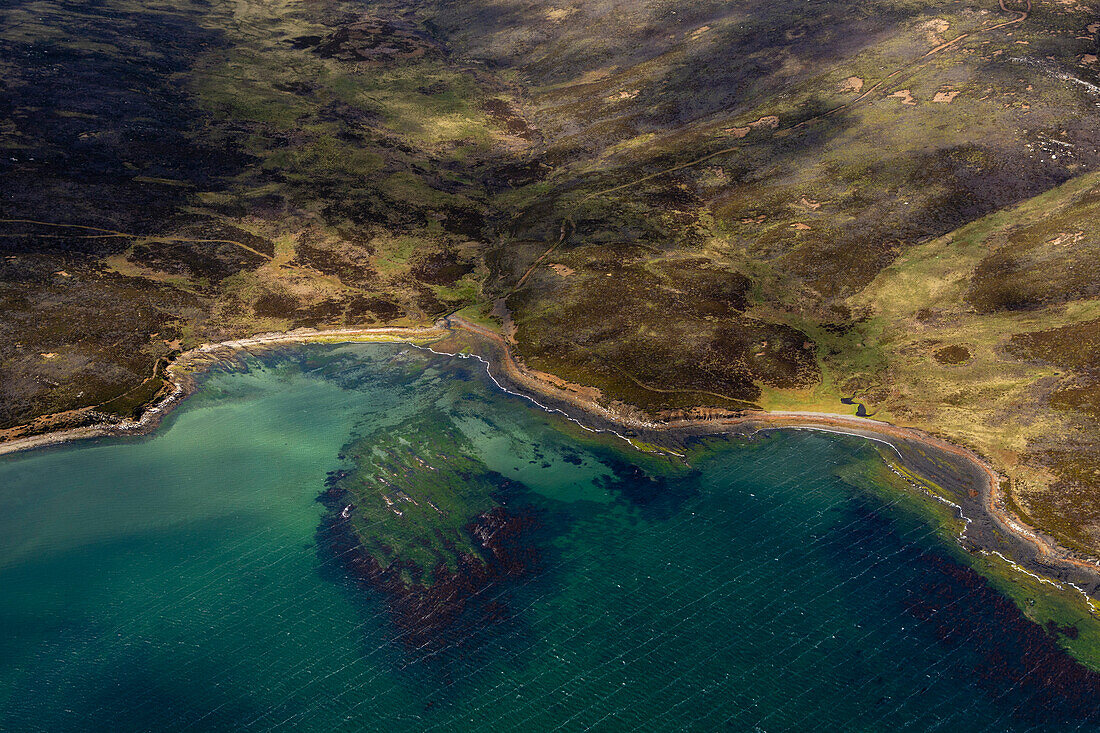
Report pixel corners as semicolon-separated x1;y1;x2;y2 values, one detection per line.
0;343;1096;732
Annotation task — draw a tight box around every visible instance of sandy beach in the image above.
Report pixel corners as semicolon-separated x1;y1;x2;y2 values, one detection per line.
3;316;1100;606
437;315;1100;604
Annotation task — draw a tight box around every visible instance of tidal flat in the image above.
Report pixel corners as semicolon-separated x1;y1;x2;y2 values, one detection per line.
2;342;1100;731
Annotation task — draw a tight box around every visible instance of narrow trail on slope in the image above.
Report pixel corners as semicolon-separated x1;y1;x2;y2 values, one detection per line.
512;216;574;291
0;218;275;260
614;366;759;407
0;217;384;298
509;0;1031;290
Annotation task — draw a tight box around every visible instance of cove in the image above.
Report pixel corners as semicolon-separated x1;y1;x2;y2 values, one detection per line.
1;342;1099;731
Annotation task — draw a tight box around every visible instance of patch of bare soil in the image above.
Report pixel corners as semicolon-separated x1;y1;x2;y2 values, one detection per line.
839;76;864;93
918;18;951;44
890;89;918;105
723;115;780;138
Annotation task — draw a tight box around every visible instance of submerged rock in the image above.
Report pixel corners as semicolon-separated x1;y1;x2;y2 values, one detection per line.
315;412;541;651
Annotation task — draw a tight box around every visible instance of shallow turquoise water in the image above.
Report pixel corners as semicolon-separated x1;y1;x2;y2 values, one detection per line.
0;344;1097;731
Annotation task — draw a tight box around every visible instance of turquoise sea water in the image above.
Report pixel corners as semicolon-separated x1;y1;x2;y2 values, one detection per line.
1;343;1098;732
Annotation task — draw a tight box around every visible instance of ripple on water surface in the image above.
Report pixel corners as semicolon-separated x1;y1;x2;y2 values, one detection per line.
0;343;1097;732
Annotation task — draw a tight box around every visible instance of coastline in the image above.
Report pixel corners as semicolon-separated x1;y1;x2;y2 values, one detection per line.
433;316;1100;605
3;316;1100;608
0;324;448;458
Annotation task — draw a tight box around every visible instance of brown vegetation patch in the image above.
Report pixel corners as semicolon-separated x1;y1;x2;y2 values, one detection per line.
0;268;195;427
253;291;300;318
410;250;473;286
415;287;447;317
293;299;345;328
658;259;753;312
777;228;902;299
482;98;534;139
1051;382;1100;419
345;295;403;321
441;205;487;239
304;18;441;64
293;238;377;286
1007;319;1100;372
933;344;971;364
965;182;1100;313
128;240;266;286
509;256;815;409
1032;447;1100;552
966;253;1042;312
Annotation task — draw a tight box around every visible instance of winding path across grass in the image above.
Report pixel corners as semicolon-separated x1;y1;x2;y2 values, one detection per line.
510;0;1033;290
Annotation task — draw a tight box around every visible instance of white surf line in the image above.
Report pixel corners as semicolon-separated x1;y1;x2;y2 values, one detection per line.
481;372;1100;611
775;424;977;532
416;342;686;458
767;424;906;460
220;336;1100;622
392;345;1100;609
777;426;1100;622
780;427;1100;610
421;343;1100;616
15;328;1100;614
980;550;1100;614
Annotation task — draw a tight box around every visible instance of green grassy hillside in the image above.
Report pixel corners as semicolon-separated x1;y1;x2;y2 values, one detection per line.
3;0;1100;553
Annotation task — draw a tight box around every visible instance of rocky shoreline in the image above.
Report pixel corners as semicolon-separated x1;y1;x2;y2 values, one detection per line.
3;317;1100;611
0;325;448;457
431;317;1100;607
